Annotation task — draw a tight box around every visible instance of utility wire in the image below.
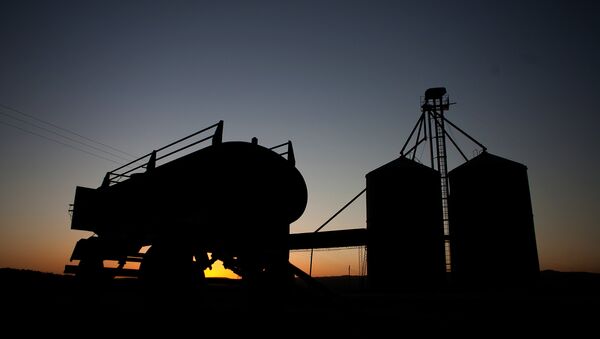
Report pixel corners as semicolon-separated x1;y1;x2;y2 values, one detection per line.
0;109;132;162
0;119;123;164
0;110;131;162
0;103;135;158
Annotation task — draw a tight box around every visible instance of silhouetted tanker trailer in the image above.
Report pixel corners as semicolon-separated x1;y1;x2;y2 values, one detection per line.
65;121;308;284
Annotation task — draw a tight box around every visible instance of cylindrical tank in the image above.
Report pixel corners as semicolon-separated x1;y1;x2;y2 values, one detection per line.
366;157;446;290
449;152;539;286
72;141;308;254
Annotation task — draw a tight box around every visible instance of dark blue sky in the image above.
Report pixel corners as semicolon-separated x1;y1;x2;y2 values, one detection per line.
1;0;599;274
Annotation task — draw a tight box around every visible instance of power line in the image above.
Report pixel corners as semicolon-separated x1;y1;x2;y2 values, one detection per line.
0;103;135;158
0;108;132;162
0;120;123;165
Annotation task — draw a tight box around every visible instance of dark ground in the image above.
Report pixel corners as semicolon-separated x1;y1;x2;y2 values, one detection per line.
1;268;598;335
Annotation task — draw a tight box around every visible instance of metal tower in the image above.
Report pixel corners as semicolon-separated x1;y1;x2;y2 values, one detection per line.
424;88;452;271
400;87;486;272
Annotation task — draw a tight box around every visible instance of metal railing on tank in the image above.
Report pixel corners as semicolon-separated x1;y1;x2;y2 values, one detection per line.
269;140;295;165
100;120;223;187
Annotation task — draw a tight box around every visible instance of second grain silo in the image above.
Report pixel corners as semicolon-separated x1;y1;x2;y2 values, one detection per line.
366;157;446;290
449;152;540;286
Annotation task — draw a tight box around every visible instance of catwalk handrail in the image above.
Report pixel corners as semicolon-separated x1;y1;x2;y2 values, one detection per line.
103;120;223;186
269;140;295;165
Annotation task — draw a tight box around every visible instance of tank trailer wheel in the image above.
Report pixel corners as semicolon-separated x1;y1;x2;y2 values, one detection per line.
139;242;207;286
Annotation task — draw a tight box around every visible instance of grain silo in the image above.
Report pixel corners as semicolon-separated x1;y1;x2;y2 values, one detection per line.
449;152;539;286
366;157;446;290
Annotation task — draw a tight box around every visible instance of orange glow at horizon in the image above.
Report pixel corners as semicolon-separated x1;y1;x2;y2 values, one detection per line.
290;247;367;277
102;257;240;279
204;259;240;279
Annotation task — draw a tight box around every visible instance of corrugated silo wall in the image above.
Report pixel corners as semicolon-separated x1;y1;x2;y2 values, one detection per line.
366;157;446;290
449;152;540;286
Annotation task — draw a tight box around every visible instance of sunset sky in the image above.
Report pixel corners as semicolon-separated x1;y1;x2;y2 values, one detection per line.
1;0;599;276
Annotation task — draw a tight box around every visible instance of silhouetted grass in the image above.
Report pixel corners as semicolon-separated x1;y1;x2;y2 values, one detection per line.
1;268;598;335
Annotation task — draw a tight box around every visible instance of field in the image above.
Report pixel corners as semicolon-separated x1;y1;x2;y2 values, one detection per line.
1;268;598;335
